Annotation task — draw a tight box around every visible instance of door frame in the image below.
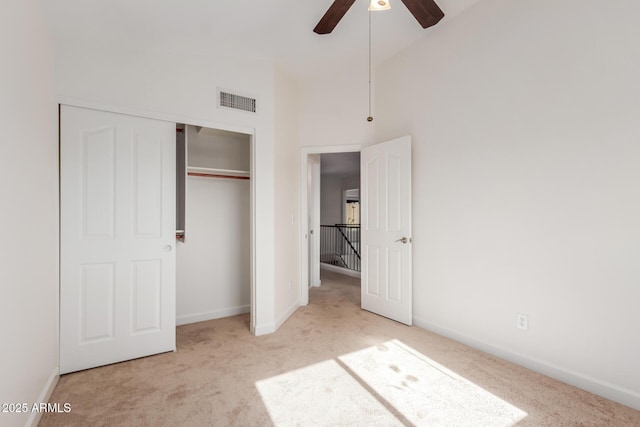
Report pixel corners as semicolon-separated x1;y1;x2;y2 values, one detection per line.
299;144;360;306
308;154;321;288
56;96;258;333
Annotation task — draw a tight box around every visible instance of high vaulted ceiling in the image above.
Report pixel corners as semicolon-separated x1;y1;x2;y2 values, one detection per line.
39;0;483;83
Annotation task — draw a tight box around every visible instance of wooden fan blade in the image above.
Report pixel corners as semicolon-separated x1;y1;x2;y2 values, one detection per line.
313;0;357;34
400;0;444;29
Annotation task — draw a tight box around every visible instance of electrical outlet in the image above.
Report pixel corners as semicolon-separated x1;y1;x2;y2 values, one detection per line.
517;313;529;331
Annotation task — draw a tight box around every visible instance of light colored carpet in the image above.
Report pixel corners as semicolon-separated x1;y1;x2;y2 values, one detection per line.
41;270;640;426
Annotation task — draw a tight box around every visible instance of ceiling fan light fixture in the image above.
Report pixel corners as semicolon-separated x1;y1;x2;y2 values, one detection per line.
368;0;391;11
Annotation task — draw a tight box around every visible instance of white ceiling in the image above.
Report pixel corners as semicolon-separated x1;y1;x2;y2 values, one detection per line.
38;0;484;82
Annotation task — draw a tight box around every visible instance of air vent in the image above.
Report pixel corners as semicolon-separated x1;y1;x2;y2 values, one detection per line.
218;90;257;113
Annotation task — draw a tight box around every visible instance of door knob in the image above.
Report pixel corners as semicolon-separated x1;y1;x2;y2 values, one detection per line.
395;237;408;244
164;244;174;253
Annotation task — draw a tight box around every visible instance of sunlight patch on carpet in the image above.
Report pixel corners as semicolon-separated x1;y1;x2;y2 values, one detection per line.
256;359;403;426
256;340;527;426
338;340;528;426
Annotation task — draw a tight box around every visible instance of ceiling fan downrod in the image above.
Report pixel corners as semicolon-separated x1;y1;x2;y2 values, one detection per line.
367;10;373;123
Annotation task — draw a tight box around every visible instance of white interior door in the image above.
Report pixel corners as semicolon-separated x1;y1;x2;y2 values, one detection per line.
60;105;176;374
361;136;412;325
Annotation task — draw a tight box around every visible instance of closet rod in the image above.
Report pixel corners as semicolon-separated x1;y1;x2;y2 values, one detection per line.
187;172;250;180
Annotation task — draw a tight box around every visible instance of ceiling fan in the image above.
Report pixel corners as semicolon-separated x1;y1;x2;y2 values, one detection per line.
313;0;444;34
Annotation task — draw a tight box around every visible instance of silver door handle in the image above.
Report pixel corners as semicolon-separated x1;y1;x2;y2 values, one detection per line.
164;244;174;253
395;237;408;244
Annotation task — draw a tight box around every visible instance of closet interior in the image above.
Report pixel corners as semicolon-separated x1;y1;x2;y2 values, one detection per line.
175;124;251;326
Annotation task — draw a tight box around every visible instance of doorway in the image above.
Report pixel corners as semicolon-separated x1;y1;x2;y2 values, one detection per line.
175;125;251;326
299;145;361;306
300;137;413;325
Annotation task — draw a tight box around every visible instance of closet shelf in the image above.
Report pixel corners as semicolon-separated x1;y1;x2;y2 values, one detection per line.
187;166;250;179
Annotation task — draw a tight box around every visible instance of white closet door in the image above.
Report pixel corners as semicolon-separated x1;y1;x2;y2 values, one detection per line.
60;105;176;374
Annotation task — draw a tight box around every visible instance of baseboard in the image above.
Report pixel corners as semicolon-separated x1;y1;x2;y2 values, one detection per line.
253;299;300;337
412;316;640;411
275;298;300;331
176;305;250;326
320;263;361;279
253;322;276;336
25;367;59;427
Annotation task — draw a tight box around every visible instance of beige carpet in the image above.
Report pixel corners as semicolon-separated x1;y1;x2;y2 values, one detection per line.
41;271;640;426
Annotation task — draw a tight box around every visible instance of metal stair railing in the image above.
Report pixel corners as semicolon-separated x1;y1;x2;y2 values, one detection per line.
320;224;360;272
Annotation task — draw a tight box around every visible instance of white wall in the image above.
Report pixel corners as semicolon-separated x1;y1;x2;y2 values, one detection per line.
342;175;360;195
54;45;280;334
176;126;251;325
274;68;301;327
298;67;374;148
376;0;640;409
321;175;343;225
177;177;251;324
0;2;58;426
187;127;250;172
321;174;360;225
